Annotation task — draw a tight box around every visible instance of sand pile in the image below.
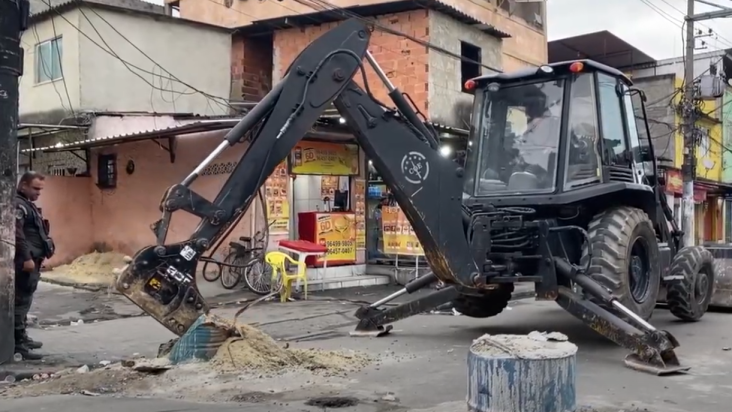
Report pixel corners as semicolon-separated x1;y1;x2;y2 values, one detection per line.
51;252;129;286
208;323;372;376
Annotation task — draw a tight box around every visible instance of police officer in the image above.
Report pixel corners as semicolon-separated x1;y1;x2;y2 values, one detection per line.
14;171;55;360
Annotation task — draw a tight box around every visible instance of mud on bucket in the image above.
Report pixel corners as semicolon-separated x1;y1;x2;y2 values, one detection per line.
167;314;236;364
467;332;578;412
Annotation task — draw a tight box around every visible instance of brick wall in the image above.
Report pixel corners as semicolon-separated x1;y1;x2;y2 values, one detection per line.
272;10;431;114
231;34;274;102
427;11;502;128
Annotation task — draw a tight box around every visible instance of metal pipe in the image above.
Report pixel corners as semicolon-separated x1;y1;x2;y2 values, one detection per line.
181;77;286;186
370;289;409;307
611;301;656;331
364;51;396;92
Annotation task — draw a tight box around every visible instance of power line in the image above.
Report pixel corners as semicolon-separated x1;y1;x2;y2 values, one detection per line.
301;0;502;72
204;0;492;101
205;0;501;73
39;0;238;113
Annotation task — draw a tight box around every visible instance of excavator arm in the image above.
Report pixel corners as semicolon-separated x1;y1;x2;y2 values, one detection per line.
115;19;478;334
116;18;688;375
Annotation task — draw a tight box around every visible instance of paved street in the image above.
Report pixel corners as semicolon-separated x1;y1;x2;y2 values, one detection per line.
1;282;731;412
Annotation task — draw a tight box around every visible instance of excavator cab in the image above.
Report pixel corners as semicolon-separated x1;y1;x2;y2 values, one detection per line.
463;60;650;202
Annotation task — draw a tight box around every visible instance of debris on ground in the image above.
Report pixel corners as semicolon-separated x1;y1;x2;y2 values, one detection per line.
209;323;372;377
0;363;149;398
49;252;129;286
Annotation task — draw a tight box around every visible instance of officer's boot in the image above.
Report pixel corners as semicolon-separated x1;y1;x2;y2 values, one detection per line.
18;329;43;350
14;331;43;361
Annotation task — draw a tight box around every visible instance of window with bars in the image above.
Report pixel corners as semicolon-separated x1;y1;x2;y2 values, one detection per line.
35;37;63;84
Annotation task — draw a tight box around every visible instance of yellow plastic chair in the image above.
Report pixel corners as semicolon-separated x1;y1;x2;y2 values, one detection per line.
265;251;308;302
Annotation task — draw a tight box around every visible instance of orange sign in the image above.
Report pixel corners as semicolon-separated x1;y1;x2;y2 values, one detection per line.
290;141;360;176
353;179;366;250
665;168;683;195
264;162;290;234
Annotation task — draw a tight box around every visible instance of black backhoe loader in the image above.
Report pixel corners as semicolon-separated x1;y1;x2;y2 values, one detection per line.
115;18;716;376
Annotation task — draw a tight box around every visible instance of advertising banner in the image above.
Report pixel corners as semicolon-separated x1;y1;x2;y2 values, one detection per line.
290;141;360;176
264;161;290;234
315;213;357;263
354;178;366;250
381;206;424;256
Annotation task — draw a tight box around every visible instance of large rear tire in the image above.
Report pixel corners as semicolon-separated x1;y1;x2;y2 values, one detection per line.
666;246;715;322
581;206;661;321
451;284;514;318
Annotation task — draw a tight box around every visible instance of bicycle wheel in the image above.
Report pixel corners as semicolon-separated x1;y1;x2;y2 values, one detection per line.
244;256;278;295
220;251;246;290
201;259;221;282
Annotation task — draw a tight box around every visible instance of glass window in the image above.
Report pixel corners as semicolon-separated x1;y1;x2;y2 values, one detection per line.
622;89;642;156
471;79;565;195
566;73;600;187
35;37;63;84
597;73;629;165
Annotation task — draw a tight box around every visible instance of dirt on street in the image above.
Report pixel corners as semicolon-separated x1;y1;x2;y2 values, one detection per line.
209;323;372;377
1;321;376;402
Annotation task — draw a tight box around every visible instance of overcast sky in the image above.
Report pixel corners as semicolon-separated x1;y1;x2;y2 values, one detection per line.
547;0;732;59
143;0;732;60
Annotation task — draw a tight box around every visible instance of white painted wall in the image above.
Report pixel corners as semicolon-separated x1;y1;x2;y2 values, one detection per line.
77;7;231;115
20;5;232;120
19;9;82;117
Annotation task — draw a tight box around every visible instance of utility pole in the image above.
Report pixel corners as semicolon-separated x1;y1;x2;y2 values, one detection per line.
682;0;697;248
0;0;29;365
681;0;732;247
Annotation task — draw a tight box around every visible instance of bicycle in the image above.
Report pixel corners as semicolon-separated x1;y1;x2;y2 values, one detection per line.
219;231;281;294
199;190;280;293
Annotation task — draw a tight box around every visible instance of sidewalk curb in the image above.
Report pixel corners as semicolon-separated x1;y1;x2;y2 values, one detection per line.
40;277;113;293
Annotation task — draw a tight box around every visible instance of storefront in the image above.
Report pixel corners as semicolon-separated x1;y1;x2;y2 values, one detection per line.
262;121;469;287
663;167;725;244
261;136;375;288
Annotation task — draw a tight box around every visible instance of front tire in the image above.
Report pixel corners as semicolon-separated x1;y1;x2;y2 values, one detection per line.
451;284;514;318
666;246;715;322
581;206;661;321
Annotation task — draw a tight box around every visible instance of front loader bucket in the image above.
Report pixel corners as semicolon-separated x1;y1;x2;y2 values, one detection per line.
705;247;732;308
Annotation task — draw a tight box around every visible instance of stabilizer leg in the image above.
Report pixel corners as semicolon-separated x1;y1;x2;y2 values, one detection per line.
351;273;456;337
554;259;688;376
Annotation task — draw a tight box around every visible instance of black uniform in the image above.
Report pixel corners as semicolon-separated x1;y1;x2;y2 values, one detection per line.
14;191;55;353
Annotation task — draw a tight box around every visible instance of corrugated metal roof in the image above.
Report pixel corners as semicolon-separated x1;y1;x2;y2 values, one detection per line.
22;119;240;153
29;0;164;18
548;31;656;69
236;0;511;39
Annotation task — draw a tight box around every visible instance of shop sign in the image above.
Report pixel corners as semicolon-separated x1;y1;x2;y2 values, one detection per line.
381;206;424;256
694;188;707;203
315;213;356;263
665;169;683;195
264;161;290;235
290;141;360;176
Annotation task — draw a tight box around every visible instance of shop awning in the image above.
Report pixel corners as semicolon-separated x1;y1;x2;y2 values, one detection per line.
22;119;241;153
17;123;88;139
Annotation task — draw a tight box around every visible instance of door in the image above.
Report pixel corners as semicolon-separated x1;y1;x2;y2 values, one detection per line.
597;73;632;169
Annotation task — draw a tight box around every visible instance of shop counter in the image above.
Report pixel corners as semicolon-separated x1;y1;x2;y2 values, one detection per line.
298;211;357;267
